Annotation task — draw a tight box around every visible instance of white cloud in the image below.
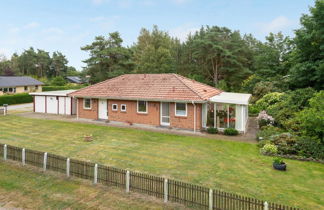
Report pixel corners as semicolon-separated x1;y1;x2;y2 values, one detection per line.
170;0;189;5
259;16;292;34
140;0;154;6
91;0;105;5
42;27;64;35
90;16;106;22
23;22;40;29
169;23;199;42
9;27;20;33
89;16;120;30
117;0;132;8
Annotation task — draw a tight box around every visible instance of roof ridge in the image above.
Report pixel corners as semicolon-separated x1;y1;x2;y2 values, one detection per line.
172;74;204;100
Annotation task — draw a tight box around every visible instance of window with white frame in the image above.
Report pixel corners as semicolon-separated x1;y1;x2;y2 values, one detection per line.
83;98;92;109
175;103;187;116
121;104;127;112
112;104;118;111
137;101;147;113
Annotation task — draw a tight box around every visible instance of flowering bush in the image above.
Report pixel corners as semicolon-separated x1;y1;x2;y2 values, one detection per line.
260;144;278;155
257;111;274;128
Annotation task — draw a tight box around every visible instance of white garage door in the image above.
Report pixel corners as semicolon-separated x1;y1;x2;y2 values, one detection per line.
46;96;58;114
66;97;72;115
58;97;66;115
35;96;45;113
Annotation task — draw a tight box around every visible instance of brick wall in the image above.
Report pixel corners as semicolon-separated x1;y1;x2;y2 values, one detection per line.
78;98;98;120
169;103;202;130
77;98;203;130
108;100;160;126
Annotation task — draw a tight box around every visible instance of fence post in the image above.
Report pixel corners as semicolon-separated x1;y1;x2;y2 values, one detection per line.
43;152;47;171
3;104;7;116
66;158;70;177
94;164;98;184
264;201;268;210
22;148;25;165
126;170;130;193
164;179;168;203
3;144;7;160
209;189;213;210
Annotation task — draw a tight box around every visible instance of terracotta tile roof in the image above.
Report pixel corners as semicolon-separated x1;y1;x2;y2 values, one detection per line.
69;74;222;102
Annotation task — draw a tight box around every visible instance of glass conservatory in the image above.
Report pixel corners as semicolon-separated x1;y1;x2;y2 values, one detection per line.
202;92;251;133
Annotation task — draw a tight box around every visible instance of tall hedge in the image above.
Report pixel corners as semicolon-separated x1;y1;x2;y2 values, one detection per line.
43;85;86;91
0;93;33;105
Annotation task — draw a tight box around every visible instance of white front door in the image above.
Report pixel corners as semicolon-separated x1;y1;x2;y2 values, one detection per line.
98;99;108;119
160;102;170;126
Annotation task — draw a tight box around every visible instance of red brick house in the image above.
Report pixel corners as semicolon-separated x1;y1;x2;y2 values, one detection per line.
67;74;251;132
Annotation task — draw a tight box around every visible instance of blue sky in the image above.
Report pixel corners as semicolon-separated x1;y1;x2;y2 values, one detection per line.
0;0;313;70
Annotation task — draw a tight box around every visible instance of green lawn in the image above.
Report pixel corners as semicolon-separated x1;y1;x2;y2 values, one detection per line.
0;115;323;209
0;161;184;209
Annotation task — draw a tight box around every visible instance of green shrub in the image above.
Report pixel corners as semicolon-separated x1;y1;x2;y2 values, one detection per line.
207;127;218;134
0;93;33;105
43;85;86;91
255;92;284;111
256;125;283;141
51;76;67;86
296;136;324;160
257;140;271;148
272;133;297;155
267;88;316;128
260;144;278;155
273;157;284;164
224;128;239;136
248;105;259;116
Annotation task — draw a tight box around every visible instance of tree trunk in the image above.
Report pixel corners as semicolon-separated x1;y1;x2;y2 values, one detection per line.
212;58;218;86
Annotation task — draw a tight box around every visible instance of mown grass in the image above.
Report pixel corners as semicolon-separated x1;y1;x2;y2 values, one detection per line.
0;161;185;209
0;115;323;209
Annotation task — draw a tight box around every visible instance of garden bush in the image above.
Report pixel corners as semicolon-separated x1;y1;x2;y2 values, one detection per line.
0;93;33;105
256;125;283;141
296;136;324;160
223;128;239;136
43;84;86;91
271;133;297;155
260;144;278;155
207;127;218;134
257;140;271;148
255;92;284;111
248;105;259;116
256;111;274;128
267;88;316;128
50;76;67;86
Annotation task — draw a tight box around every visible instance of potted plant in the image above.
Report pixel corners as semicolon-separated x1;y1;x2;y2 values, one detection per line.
273;157;287;171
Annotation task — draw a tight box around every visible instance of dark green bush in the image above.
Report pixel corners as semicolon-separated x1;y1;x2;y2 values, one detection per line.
272;133;297;155
224;128;239;136
43;85;86;91
50;76;67;86
296;136;324;160
248;105;259;116
207;127;218;134
0;93;33;105
256;125;284;141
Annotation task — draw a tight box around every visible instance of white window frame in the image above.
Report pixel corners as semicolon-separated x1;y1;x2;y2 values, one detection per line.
121;104;127;112
83;98;92;110
175;103;187;117
137;101;148;114
112;104;118;111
